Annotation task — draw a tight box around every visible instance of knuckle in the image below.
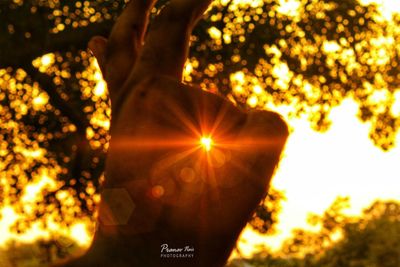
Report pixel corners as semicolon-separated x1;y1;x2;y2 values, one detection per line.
249;110;289;138
269;112;289;137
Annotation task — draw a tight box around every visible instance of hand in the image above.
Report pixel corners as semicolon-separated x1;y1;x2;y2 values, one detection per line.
69;0;288;266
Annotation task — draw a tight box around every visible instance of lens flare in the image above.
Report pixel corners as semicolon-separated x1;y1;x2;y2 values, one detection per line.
200;136;213;151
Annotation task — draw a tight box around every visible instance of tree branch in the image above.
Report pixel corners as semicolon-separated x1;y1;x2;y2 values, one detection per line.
23;64;90;134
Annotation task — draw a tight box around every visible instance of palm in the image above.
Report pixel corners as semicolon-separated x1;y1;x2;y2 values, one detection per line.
81;0;288;266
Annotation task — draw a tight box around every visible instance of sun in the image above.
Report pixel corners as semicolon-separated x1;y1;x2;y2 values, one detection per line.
200;136;213;151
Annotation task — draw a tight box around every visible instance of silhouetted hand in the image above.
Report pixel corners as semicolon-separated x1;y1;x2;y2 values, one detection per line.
66;0;288;266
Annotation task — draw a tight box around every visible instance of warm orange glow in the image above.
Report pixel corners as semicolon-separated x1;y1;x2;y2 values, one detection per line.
70;223;91;247
1;0;400;265
200;136;213;151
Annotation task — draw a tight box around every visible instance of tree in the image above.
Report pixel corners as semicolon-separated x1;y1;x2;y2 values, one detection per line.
192;0;400;150
316;201;400;267
237;198;400;267
0;0;399;264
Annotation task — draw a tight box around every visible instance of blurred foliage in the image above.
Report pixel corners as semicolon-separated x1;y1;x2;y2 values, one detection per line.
249;188;285;235
195;0;400;150
0;0;399;265
229;198;400;267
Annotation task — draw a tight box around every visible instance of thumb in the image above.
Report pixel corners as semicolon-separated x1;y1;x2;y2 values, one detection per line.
88;36;108;75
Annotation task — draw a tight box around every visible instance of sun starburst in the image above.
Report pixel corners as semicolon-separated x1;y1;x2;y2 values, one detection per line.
200;136;213;151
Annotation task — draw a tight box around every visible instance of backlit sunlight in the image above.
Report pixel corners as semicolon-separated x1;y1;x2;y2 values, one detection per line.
200;136;214;151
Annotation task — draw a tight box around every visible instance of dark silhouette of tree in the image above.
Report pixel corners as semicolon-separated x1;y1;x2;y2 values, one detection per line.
229;199;400;267
249;188;285;235
316;201;400;267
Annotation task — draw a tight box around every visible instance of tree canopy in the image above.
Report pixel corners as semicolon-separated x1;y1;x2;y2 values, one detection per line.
232;198;400;267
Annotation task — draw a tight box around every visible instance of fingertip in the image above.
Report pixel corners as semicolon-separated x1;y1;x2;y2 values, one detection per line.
90;35;108;45
88;36;108;72
88;36;107;56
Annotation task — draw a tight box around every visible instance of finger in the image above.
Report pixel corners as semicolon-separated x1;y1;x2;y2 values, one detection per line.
172;0;213;26
108;0;156;52
131;0;212;80
88;36;108;75
237;111;288;186
105;0;156;101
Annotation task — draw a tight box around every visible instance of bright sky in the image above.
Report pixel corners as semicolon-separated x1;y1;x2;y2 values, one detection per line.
360;0;400;19
237;98;400;255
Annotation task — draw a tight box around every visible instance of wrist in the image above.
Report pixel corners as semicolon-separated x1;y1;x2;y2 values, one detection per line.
66;225;234;267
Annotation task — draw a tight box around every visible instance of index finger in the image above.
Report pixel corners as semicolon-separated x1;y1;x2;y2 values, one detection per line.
172;0;213;26
105;0;156;103
130;0;213;80
109;0;156;50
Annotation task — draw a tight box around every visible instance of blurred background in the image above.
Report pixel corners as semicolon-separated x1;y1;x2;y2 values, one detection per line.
0;0;399;266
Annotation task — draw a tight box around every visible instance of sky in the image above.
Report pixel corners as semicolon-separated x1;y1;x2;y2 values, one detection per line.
236;98;400;255
360;0;400;19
